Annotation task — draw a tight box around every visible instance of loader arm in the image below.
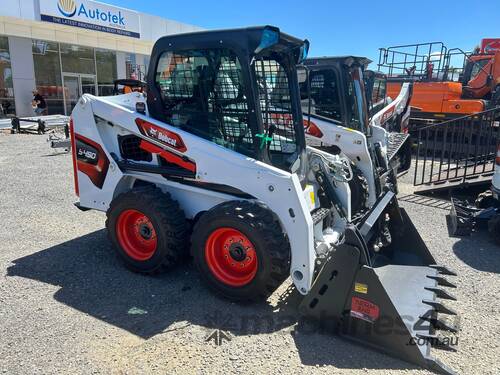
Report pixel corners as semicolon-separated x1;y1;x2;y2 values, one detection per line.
370;82;412;132
370;82;413;173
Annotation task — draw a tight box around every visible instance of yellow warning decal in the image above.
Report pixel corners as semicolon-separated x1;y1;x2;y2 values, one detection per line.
339;125;353;132
354;283;368;294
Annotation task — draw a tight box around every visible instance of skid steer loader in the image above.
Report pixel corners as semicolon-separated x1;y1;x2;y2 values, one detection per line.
69;26;458;374
298;57;413;176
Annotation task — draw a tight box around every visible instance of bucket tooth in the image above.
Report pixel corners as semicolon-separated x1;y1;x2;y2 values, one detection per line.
429;265;457;276
423;300;457;315
425;287;457;301
427;275;457;288
419;315;459;333
416;334;458;352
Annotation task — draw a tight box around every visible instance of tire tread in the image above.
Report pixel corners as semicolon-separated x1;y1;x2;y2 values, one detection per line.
106;186;188;273
191;200;291;301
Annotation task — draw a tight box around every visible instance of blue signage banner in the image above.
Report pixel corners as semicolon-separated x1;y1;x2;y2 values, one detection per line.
40;14;140;38
39;0;141;39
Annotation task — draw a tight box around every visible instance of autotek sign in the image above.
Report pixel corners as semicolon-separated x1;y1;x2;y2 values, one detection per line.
40;0;140;38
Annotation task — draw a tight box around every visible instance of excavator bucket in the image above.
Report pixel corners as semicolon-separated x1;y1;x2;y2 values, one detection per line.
299;196;458;375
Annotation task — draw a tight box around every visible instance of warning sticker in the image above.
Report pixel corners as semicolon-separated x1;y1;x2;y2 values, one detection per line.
309;191;315;206
350;297;380;323
354;283;368;294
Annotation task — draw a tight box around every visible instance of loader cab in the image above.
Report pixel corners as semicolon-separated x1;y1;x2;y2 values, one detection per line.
146;26;309;173
298;56;371;136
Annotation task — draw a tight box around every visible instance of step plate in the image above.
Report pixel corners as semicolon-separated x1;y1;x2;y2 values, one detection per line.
387;132;410;162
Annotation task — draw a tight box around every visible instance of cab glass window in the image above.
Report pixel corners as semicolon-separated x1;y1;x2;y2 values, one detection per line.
155;49;255;157
303;69;342;121
254;58;297;155
372;76;386;103
470;59;490;80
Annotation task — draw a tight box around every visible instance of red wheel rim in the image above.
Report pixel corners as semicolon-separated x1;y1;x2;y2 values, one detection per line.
205;227;258;287
116;209;158;261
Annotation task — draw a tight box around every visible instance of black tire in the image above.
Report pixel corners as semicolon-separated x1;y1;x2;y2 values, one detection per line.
106;187;188;273
475;190;496;209
349;164;369;216
488;214;500;246
191;200;291;302
398;138;413;172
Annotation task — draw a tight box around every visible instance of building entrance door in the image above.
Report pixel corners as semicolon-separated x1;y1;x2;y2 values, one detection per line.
62;73;97;115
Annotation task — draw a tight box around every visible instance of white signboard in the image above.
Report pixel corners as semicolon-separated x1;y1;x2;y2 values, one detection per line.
40;0;141;38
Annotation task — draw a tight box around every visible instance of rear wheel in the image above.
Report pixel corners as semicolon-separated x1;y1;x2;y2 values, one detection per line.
106;187;188;273
191;200;291;301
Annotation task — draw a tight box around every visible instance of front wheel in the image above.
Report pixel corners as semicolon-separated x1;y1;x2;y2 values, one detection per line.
191;200;291;302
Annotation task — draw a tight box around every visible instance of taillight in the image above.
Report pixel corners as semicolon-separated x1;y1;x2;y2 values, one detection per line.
303;119;323;138
496;144;500;166
69;117;79;197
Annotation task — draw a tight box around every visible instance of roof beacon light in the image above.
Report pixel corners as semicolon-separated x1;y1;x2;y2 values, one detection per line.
299;41;310;63
255;27;279;54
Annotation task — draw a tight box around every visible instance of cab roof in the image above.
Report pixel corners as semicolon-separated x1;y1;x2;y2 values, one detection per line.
303;56;372;68
152;25;307;55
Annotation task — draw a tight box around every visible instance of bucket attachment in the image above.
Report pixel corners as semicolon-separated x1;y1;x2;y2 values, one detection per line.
448;197;498;236
300;204;458;375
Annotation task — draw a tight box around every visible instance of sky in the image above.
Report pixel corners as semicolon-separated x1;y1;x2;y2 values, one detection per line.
104;0;499;68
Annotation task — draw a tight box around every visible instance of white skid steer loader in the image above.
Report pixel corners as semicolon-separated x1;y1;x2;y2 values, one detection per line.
298;57;413;177
69;26;458;374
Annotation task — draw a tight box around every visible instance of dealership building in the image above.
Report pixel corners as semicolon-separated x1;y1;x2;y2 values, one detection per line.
0;0;202;116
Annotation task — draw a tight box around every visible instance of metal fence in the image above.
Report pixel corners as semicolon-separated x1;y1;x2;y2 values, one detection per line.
377;42;468;82
413;107;500;189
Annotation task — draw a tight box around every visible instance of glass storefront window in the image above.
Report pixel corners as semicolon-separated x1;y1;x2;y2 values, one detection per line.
60;44;95;74
96;48;117;96
125;52;136;66
32;40;63;115
28;38;153;115
126;53;147;81
0;37;15;117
